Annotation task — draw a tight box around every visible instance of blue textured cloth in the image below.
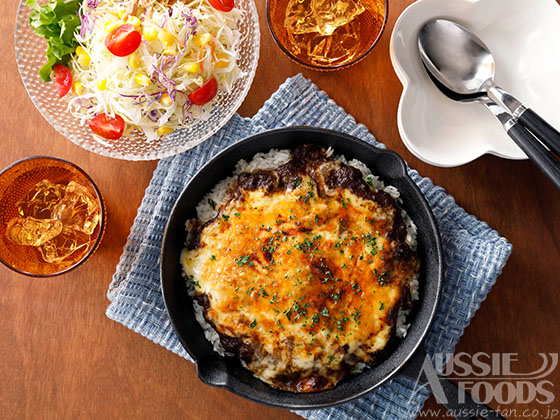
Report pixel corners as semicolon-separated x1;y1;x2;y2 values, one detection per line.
106;74;512;419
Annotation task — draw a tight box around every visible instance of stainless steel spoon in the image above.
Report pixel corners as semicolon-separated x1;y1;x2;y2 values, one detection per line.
417;18;560;190
418;18;560;157
422;66;560;189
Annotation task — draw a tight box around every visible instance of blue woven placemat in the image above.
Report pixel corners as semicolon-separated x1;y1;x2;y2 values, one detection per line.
106;74;512;420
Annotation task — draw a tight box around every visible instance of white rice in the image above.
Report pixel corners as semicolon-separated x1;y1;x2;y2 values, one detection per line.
183;148;420;354
186;282;229;356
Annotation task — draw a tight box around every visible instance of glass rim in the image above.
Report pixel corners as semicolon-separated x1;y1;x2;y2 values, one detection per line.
0;156;106;277
266;0;389;71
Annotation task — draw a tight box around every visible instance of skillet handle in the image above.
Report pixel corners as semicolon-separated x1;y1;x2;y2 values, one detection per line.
399;348;506;420
196;357;229;388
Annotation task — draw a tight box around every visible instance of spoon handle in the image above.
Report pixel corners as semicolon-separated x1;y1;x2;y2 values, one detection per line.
517;108;560;156
484;101;560;190
507;122;560;190
487;85;560;156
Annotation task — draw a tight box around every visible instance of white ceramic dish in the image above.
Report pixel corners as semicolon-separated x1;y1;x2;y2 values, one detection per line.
390;0;560;167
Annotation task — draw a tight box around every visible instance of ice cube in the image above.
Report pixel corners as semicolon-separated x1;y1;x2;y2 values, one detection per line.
6;217;63;246
296;19;361;64
38;227;91;264
285;0;320;35
311;0;365;36
52;181;100;235
16;179;66;219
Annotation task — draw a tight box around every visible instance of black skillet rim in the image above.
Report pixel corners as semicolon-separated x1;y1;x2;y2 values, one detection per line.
160;127;443;410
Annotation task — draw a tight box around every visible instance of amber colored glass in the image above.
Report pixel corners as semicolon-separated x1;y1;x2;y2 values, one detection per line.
0;157;106;276
267;0;388;71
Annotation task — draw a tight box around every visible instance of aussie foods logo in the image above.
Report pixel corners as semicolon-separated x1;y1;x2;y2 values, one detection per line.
409;352;558;419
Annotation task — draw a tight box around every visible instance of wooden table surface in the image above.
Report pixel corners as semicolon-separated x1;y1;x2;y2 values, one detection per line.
1;1;559;419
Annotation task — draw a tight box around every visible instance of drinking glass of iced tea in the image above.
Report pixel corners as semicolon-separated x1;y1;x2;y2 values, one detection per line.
0;157;105;276
267;0;387;70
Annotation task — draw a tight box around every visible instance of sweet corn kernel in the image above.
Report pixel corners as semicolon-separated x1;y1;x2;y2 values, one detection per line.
143;26;158;41
128;53;141;69
133;73;151;86
117;8;126;18
158;29;175;46
163;44;177;55
160;93;172;105
124;15;141;27
75;46;87;56
157;126;174;136
181;62;199;73
97;79;108;90
214;53;229;68
72;81;83;95
77;54;91;67
193;33;212;47
104;20;120;33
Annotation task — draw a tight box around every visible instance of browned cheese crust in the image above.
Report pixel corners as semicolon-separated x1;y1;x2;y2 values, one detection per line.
182;145;420;392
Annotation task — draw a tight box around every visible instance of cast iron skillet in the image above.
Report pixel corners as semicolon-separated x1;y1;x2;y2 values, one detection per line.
161;127;504;419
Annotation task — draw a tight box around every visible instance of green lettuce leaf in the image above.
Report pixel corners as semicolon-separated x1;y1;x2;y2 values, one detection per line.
26;0;81;82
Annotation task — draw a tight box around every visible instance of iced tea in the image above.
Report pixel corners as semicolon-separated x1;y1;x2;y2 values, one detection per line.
268;0;387;68
0;157;104;276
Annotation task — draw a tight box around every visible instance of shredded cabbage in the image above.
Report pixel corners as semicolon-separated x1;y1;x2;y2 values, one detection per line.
68;0;243;140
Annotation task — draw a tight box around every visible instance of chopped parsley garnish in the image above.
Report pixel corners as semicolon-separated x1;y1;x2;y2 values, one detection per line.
210;255;216;261
250;320;257;328
379;302;385;310
311;313;320;325
320;307;330;317
294;237;316;253
351;308;362;324
362;233;379;256
208;198;216;209
222;214;229;221
330;290;342;301
284;308;293;321
335;318;345;331
374;268;390;286
235;255;251;266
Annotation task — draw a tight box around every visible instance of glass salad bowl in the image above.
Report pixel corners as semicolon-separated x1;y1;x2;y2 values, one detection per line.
14;0;260;161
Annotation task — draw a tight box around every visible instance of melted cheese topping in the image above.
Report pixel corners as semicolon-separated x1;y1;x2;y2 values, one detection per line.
181;167;419;392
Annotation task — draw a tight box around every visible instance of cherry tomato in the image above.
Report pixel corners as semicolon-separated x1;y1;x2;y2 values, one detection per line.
208;0;234;12
105;24;142;57
188;78;218;106
89;113;125;140
53;64;72;98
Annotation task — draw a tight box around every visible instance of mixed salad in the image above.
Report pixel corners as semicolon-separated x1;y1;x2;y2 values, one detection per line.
27;0;243;141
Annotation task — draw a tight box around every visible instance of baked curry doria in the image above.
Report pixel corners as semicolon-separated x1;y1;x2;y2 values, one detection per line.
181;145;420;393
